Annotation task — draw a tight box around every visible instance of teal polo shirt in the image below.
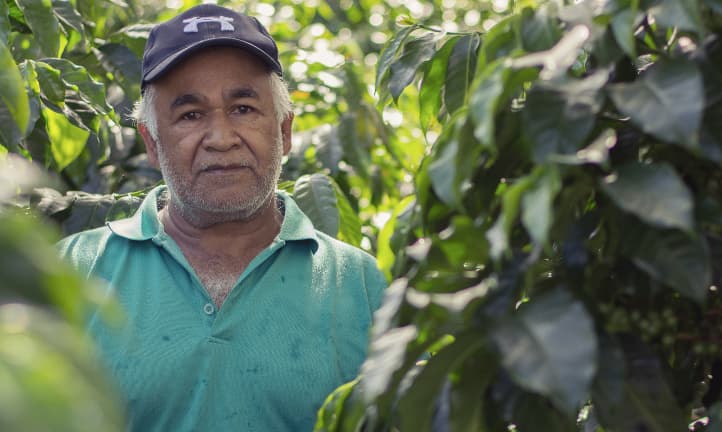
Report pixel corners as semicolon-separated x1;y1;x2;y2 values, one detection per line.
58;186;386;432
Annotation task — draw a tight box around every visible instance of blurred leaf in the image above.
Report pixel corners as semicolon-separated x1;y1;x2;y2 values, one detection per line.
648;0;704;35
519;6;562;52
0;40;29;146
428;110;480;209
593;339;688;431
512;25;590;80
95;43;142;87
44;107;89;171
419;35;458;133
16;0;61;56
388;33;437;102
523;70;607;163
629;227;710;303
360;324;418;402
608;59;703;148
492;289;597;415
314;378;359;432
601;162;694;232
377;196;415;280
0;0;9;43
332;180;362;247
521;166;561;246
444;33;480;115
396;330;487;432
469;61;509;147
512;392;577;432
610;8;637;58
293;173;339;238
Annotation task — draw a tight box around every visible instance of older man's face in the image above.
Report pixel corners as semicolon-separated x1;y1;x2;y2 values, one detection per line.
143;47;291;225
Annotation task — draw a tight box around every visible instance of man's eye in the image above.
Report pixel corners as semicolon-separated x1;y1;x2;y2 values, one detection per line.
181;112;201;120
233;105;254;114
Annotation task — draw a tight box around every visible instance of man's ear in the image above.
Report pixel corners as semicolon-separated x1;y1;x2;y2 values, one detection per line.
281;114;294;156
138;123;160;169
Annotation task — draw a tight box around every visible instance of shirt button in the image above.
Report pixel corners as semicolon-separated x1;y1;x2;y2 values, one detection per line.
203;303;215;315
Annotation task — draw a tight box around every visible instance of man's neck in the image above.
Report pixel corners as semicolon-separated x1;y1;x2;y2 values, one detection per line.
159;196;284;259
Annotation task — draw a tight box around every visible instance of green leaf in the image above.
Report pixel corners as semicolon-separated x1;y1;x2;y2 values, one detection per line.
0;0;10;43
44;107;89;171
95;43;142;86
593;340;688;432
428;110;480;208
377;196;415;280
15;0;61;56
444;33;480;115
610;8;637;58
331;180;362;247
419;35;458;133
519;6;562;52
375;25;417;97
469;60;507;147
512;25;590;80
360;324;418;402
492;289;597;415
648;0;704;36
601;162;694;231
388;32;437;102
0;41;29;147
512;392;577;432
396;330;488;432
52;0;84;35
523;70;607;163
705;0;722;14
32;60;64;104
629;227;710;303
314;378;359;432
293;174;340;237
41;58;112;115
521;166;561;246
608;59;703;148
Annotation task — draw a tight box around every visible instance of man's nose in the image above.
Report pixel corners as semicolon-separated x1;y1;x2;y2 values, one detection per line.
203;111;242;151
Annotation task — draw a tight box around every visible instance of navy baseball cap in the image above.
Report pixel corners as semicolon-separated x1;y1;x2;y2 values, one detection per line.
141;4;282;89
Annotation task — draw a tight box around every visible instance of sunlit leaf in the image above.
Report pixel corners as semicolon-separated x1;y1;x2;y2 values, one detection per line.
44;107;89;170
293;173;339;237
52;0;84;35
41;58;112;115
648;0;704;35
16;0;61;56
601;162;694;232
331;180;362;247
388;32;437;102
444;33;480;115
0;41;29;147
608;59;703;148
419;35;458;133
376;25;417;98
512;25;590;80
492;289;597;415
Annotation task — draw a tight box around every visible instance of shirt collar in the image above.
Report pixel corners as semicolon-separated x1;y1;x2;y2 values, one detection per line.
107;186;319;251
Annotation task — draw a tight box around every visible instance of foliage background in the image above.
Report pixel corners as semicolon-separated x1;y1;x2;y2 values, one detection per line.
3;0;722;430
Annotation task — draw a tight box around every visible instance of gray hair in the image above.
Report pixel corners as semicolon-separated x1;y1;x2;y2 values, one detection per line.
133;73;293;141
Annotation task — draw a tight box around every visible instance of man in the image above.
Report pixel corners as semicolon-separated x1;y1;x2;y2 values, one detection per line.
58;4;386;431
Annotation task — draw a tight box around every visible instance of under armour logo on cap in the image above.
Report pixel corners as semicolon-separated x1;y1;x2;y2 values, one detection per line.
141;4;283;90
182;16;235;33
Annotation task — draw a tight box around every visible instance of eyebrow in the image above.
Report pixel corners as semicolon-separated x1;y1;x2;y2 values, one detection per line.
168;87;260;111
170;93;204;110
228;87;259;100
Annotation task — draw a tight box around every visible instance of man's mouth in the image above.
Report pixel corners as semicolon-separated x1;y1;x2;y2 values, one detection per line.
200;163;250;173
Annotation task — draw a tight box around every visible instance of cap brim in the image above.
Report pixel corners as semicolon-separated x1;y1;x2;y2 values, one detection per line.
142;37;282;86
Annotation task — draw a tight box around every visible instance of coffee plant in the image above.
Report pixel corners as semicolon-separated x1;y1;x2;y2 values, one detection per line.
315;0;722;431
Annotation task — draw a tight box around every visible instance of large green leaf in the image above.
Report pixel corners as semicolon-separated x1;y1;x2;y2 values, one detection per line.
469;60;508;148
375;25;417;95
396;330;488;432
31;60;64;104
648;0;704;35
0;41;29;147
600;162;694;232
593;340;688;432
629;227;710;303
608;59;703;148
610;8;638;58
443;33;480;115
15;0;61;56
492;289;597;415
523;70;607;163
360;324;418;402
41;58;112;115
388;32;437;102
419;35;458;133
428;110;480;208
52;0;84;35
293;174;339;238
331;180;362;247
519;6;562;52
512;24;590;80
44;107;89;170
